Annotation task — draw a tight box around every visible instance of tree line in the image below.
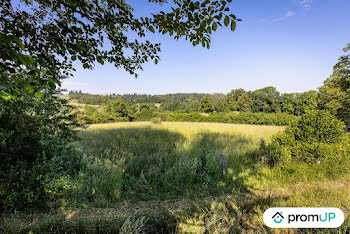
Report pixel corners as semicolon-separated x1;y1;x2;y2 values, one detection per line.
68;86;322;125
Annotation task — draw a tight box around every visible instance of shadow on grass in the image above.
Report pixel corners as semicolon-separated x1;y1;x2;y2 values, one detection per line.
2;127;350;233
71;127;262;205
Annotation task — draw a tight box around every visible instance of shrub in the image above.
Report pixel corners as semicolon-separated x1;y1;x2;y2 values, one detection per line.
150;117;162;124
286;110;345;143
260;110;349;165
160;111;298;126
0;93;82;211
258;139;290;167
134;109;156;121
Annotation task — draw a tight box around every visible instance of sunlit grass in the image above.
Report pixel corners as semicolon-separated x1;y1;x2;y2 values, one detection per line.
67;100;101;110
87;121;284;142
2;122;349;233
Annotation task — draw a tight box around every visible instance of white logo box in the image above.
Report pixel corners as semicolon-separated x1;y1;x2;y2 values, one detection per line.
263;207;344;228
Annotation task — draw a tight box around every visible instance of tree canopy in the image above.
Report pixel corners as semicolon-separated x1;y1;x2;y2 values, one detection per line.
0;0;240;99
319;43;350;125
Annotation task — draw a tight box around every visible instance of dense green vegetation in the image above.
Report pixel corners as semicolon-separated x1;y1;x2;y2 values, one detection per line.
261;110;350;166
0;92;81;211
69;86;320;115
1;122;349;233
67;86;321;126
74;104;298;126
1;0;350;232
319;44;350;125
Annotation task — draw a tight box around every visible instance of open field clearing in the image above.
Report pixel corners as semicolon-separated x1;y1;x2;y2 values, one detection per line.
87;121;284;141
1;122;349;233
68;100;102;110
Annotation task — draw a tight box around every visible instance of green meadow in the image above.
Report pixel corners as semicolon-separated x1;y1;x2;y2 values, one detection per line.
2;122;349;233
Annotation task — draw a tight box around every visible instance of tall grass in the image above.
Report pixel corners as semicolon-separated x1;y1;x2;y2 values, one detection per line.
2;122;349;233
70;122;276;206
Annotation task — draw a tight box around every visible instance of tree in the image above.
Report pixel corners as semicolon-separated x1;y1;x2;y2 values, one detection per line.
280;93;295;114
84;105;98;116
251;86;280;113
237;92;252;112
319;43;350;125
135;103;155;120
186;100;201;112
104;99;130;120
293;91;319;116
211;93;226;112
225;89;245;111
161;101;179;112
1;0;240;98
200;95;214;113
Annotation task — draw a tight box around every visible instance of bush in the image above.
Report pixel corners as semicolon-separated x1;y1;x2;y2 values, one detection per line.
150;117;162;124
0;93;82;211
160;111;298;126
133;109;156;121
260;110;349;165
78;105;299;126
286;110;345;143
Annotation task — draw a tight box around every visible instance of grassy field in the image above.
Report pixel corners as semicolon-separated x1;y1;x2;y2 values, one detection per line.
68;100;102;110
2;122;349;233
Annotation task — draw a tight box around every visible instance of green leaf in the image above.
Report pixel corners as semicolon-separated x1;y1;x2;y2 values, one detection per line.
0;90;13;101
26;85;34;93
48;78;56;89
9;35;25;50
18;54;33;66
34;91;43;98
148;26;155;33
217;13;223;21
97;57;104;65
155;59;159;64
83;63;89;69
212;22;218;31
231;20;236;31
224;15;230;26
71;55;77;61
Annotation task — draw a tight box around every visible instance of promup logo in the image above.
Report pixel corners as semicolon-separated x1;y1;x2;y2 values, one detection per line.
264;208;344;228
272;212;284;223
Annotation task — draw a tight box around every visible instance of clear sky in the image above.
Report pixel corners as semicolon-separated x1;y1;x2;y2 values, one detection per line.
62;0;350;95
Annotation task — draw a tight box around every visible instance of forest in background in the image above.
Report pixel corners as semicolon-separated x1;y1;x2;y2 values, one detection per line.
66;86;321;126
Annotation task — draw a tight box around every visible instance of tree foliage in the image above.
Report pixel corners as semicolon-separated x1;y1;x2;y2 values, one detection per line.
0;93;81;210
260;110;349;165
200;95;214;113
69;86;321;116
1;0;240;97
319;43;350;125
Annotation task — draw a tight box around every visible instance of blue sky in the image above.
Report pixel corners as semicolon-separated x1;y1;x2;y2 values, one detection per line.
62;0;350;94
